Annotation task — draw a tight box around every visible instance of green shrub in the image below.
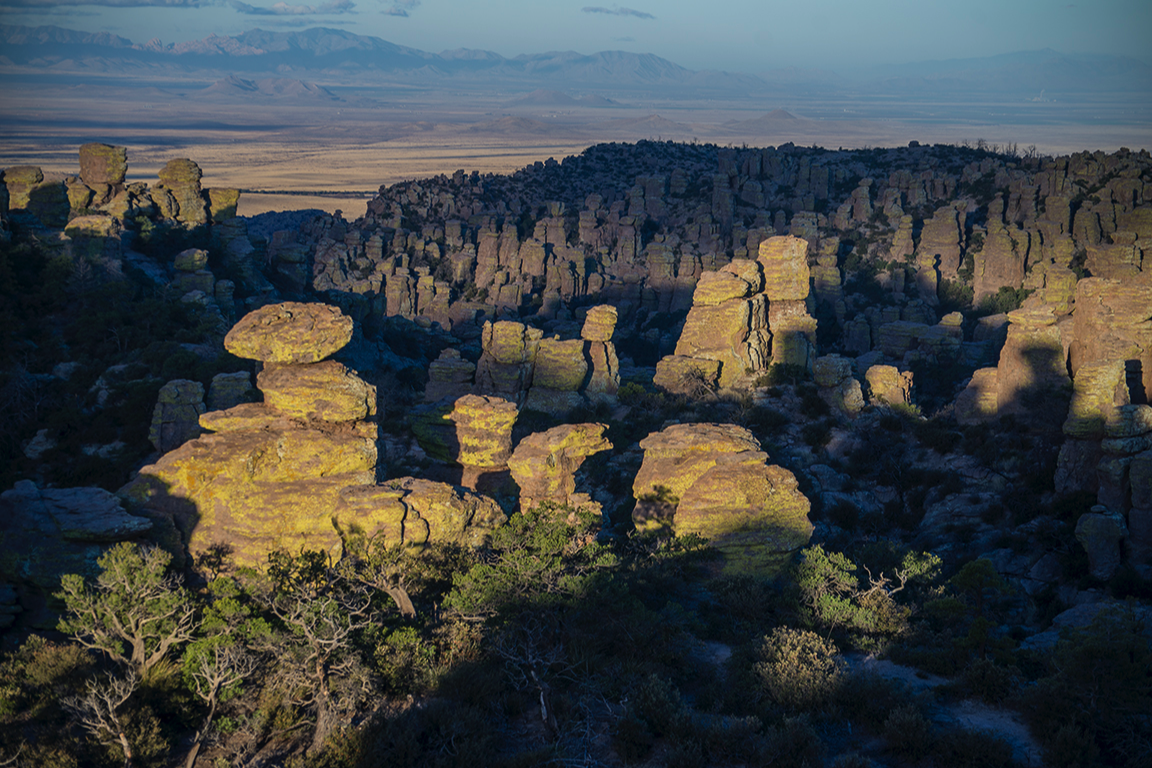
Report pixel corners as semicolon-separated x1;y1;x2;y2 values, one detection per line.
754;627;845;712
633;674;688;736
959;657;1019;704
883;704;934;760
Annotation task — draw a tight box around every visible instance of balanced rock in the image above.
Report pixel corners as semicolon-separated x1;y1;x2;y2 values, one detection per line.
508;423;612;512
336;478;507;551
149;379;206;454
157;158;207;225
225;302;354;365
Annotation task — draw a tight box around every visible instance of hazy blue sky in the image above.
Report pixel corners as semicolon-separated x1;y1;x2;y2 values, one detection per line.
2;0;1150;73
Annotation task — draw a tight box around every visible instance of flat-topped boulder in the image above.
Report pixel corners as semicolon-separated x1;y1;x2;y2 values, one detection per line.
224;302;354;364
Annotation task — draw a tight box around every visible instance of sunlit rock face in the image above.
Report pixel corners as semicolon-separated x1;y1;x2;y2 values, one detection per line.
631;423;812;575
508;422;612;513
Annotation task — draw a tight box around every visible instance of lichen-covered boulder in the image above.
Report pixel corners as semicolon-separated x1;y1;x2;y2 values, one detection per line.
258;361;376;423
866;364;915;407
1075;510;1127;581
122;419;377;567
157;158;207;225
225;302;354;364
508;423;612;511
449;394;518;470
675;460;813;575
78;143;127;187
653;355;722;395
207;371;255;412
581;304;618;342
531;338;588;391
207;188;240;222
633;423;764;513
954;368;998;424
758;235;810;302
631;422;811;574
336;478;507;551
1063;360;1129;439
149;379;206;454
813;355;852;388
691;270;753;306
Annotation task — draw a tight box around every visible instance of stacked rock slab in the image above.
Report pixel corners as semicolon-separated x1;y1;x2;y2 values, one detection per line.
156;159;208;225
632;423;812;575
120;303;379;566
449;394;518;490
425;349;476;403
474;320;542;404
507;423;612;513
666;262;770;390
760;236;817;371
1068;277;1152;405
335;478;506;552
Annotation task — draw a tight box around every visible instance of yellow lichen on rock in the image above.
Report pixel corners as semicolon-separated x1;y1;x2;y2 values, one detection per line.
758;235;810;302
449;394;518;469
224;302;354;364
508;423;612;511
1063;360;1129;439
258;361;376;423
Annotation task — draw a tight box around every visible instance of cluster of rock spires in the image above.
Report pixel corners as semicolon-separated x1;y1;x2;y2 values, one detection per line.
114;302;813;573
3;138;1152;619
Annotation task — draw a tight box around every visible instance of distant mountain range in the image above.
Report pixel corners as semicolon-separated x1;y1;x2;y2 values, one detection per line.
2;24;1149;98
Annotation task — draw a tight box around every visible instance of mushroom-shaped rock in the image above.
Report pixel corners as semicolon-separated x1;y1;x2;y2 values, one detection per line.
449;394;518;470
258;361;376;423
508;423;612;511
581;305;619;342
336;478;507;551
225;302;354;365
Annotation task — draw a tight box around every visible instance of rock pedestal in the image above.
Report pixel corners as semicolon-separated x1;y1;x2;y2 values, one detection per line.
449;394;518;490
